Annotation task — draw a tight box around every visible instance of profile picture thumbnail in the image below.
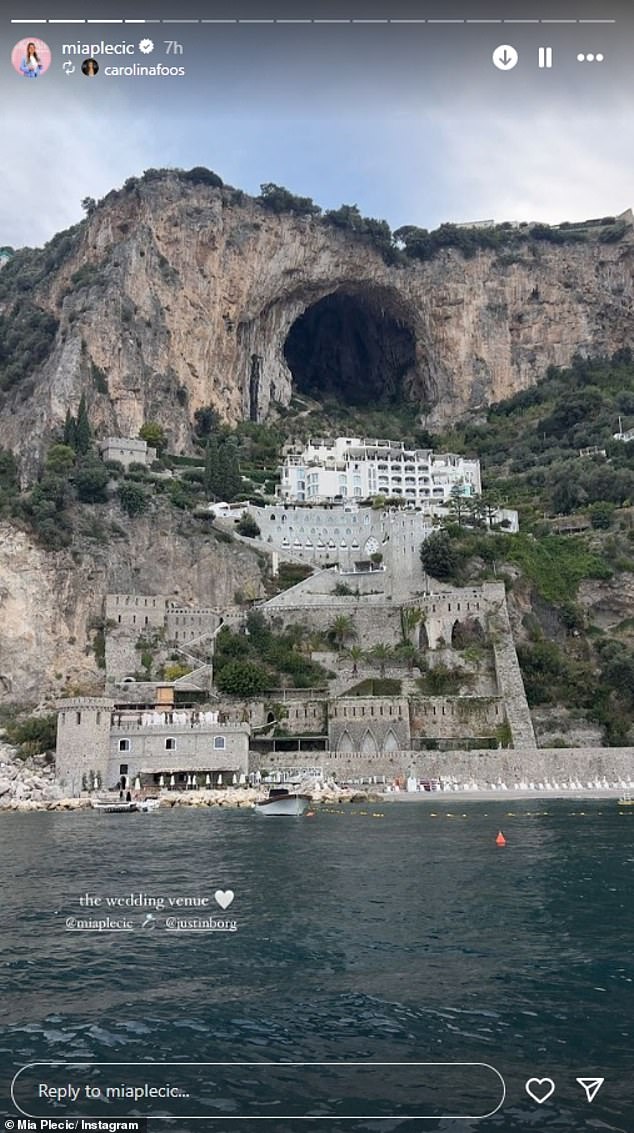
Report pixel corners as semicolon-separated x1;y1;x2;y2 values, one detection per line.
82;58;99;77
11;37;52;79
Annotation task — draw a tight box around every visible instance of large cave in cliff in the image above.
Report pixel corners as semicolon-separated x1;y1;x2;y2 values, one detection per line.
283;289;417;406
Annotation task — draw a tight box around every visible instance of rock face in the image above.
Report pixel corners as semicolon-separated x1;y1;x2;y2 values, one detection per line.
0;741;64;808
1;175;633;475
0;505;264;702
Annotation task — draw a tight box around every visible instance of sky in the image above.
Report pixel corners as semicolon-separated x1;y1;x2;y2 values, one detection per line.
1;5;632;249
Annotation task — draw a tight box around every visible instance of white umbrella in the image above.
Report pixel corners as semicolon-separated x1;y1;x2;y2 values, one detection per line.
192;774;198;789
170;774;175;788
92;775;99;790
232;773;237;786
239;773;246;785
159;775;165;788
217;774;223;787
134;776;141;791
186;774;191;788
205;774;211;786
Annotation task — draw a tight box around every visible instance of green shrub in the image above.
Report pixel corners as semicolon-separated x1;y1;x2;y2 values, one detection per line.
163;662;191;681
2;713;57;756
420;530;460;581
0;303;59;391
216;660;269;696
257;183;321;216
74;458;109;503
118;480;148;516
236;512;261;538
139;421;168;455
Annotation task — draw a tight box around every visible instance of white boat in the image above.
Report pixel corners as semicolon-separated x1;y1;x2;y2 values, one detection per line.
617;790;634;806
254;787;311;817
91;799;138;813
138;798;161;812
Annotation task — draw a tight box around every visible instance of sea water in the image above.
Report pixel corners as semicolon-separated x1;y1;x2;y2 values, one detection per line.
1;801;631;1130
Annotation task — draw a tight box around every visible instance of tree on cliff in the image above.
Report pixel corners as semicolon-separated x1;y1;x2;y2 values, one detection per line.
215;660;268;697
46;444;76;475
204;436;242;501
63;409;77;450
0;446;18;515
194;405;219;439
75;394;92;454
257;183;321;217
74;457;109;503
181;167;223;189
61;398;92;455
420;530;459;581
236;512;261;538
118;480;148;516
139;421;167;456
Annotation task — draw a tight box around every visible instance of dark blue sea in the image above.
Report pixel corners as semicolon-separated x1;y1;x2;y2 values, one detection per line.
1;800;632;1131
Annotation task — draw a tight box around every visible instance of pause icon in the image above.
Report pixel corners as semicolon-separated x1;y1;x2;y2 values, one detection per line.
538;47;553;68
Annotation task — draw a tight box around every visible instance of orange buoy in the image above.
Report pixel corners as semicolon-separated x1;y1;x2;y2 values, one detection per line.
495;831;507;846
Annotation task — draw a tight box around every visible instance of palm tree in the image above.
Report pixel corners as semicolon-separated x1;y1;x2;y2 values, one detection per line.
329;614;357;651
394;641;419;673
347;644;364;675
369;642;392;678
400;605;424;642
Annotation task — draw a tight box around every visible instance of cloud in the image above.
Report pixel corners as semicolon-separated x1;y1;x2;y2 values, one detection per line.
0;95;158;247
415;108;634;226
1;91;631;249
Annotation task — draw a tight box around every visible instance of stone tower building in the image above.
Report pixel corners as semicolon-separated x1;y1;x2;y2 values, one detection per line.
55;697;114;795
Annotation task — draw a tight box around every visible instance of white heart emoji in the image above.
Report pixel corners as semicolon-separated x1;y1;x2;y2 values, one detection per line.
214;889;234;910
525;1078;555;1105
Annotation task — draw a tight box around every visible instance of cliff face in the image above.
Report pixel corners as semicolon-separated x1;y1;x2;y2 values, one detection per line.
0;507;264;703
1;176;633;475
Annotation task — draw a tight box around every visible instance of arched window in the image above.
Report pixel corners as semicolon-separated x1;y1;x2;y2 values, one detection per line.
337;729;354;754
361;729;378;755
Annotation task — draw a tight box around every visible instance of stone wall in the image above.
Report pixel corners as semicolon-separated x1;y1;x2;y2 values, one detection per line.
165;607;223;644
105;628;141;682
329;697;411;753
106;593;167;629
263;601;403;650
262;567;388;607
248;746;634;784
490;596;537;749
409;696;505;740
250;503;431;595
410;585;495;649
217;697;328;736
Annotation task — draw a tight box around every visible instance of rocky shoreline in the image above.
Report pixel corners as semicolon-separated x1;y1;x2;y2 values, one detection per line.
2;742;631;813
0;743;378;812
0;787;379;813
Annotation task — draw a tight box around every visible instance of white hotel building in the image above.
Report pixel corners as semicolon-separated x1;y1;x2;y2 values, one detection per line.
280;437;482;506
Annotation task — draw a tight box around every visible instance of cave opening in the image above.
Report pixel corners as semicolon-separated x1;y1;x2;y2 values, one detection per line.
283;289;417;407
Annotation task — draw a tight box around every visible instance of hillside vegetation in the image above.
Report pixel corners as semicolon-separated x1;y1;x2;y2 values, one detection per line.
438;350;634;519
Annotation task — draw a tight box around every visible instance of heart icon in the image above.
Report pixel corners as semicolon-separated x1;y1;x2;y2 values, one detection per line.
525;1078;555;1105
214;889;234;910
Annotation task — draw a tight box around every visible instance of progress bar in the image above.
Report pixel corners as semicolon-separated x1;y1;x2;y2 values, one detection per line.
9;16;618;24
